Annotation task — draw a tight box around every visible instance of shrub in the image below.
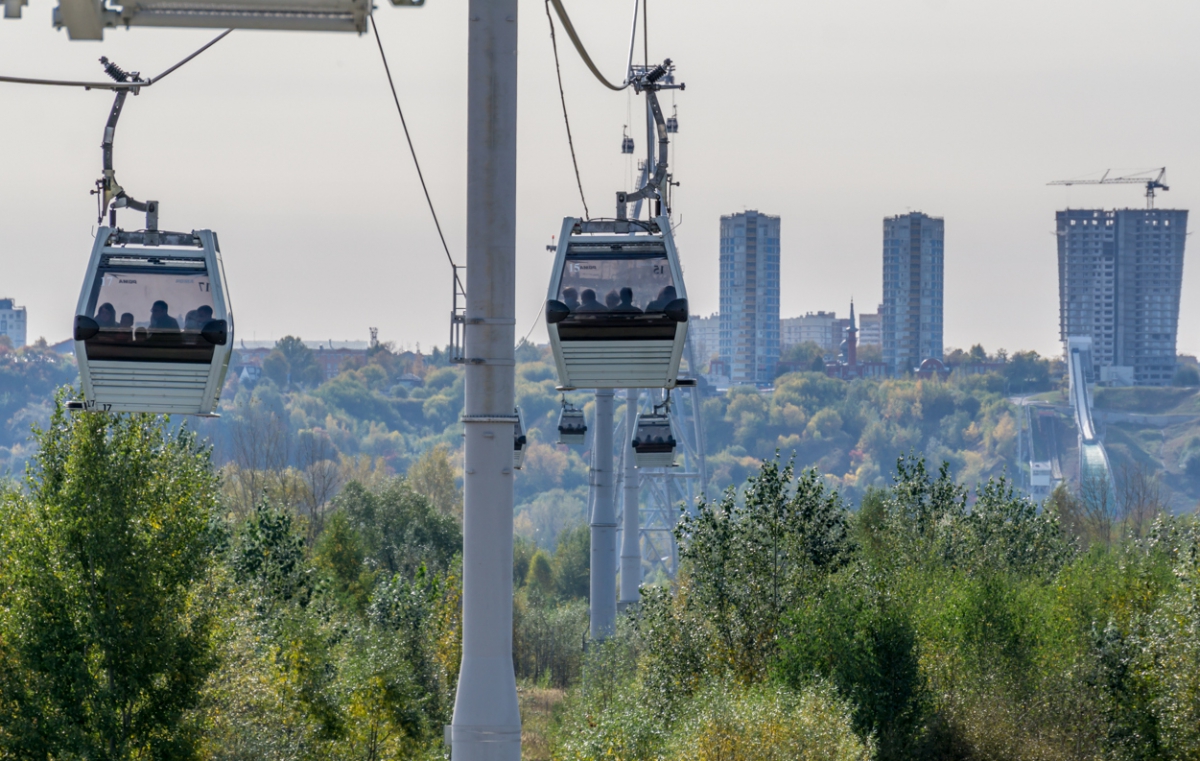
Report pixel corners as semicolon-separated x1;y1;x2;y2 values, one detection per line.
666;680;872;761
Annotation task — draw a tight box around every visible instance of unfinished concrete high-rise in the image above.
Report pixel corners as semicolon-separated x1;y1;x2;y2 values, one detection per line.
1057;208;1188;386
882;212;944;374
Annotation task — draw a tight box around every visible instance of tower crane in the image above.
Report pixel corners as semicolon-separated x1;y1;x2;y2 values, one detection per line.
1048;167;1169;209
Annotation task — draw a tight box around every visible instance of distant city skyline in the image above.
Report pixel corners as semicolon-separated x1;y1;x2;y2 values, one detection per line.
4;1;1200;357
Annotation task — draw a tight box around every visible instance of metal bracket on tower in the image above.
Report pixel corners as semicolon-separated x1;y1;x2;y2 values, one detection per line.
449;264;467;364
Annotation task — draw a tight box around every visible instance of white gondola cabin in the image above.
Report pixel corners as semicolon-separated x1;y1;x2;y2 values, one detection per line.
545;216;688;390
513;407;528;469
557;399;587;445
71;227;233;415
631;404;676;468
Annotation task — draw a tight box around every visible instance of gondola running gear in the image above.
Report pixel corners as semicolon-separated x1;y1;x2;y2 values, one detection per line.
557;397;587;445
513;407;528;469
632;398;675;468
73;227;234;415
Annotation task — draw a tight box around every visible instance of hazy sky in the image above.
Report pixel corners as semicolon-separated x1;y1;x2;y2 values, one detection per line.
3;0;1200;358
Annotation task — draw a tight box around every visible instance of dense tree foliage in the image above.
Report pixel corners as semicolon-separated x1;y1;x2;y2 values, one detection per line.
552;454;1200;761
0;398;219;759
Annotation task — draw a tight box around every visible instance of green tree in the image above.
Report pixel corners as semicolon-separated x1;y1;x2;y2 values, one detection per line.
526;550;555;596
778;341;827;376
0;400;220;759
314;510;373;611
407;444;461;519
1003;350;1051;393
1172;364;1200;387
675;456;851;681
553;524;590;600
262;335;323;388
335;478;461;577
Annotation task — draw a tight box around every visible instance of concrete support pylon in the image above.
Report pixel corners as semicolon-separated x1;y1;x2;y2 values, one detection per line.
450;0;520;757
620;388;641;609
590;390;616;640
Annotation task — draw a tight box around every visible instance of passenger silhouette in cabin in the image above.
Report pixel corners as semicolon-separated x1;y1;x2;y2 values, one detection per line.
184;310;200;330
561;287;580;312
149;300;180;330
605;290;620;310
575;288;608;313
196;305;214;324
95;302;117;328
646;285;677;312
119;313;134;329
611;286;643;313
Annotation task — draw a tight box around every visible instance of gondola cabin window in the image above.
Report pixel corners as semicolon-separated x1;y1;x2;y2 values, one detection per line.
558;253;676;315
80;259;226;363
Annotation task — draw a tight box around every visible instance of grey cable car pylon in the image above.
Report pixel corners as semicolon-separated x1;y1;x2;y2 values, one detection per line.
70;55;233;415
545;59;687;391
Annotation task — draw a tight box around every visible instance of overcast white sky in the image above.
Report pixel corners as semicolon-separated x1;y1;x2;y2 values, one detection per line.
3;0;1200;358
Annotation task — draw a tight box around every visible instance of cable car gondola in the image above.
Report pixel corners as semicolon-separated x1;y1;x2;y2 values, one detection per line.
631;399;675;468
544;215;688;390
545;59;687;391
72;227;234;415
621;125;635;154
666;106;679;134
557;397;587;445
67;55;234;416
513;407;528;469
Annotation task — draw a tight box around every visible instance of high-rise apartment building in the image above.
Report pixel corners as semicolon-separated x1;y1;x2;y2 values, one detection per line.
882;212;944;373
0;299;27;348
1057;208;1187;386
781;311;849;353
719;210;781;384
688;313;720;370
858;307;882;347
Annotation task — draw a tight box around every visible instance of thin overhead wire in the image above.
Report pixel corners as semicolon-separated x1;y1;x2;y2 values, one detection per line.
545;0;589;219
546;0;630;91
0;29;232;90
643;0;648;67
519;296;543;346
369;13;462;291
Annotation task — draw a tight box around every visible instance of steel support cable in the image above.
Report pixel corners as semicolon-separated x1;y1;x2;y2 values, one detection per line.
546;0;629;91
545;0;589;219
0;29;231;90
369;13;462;291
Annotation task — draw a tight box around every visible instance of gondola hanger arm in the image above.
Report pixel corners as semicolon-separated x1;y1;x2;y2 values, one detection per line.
0;29;231;90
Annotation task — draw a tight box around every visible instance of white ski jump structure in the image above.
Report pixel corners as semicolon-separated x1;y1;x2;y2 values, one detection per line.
1067;336;1115;499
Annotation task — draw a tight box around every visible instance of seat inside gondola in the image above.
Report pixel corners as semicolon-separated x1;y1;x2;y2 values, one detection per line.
74;250;228;363
545;240;688;340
